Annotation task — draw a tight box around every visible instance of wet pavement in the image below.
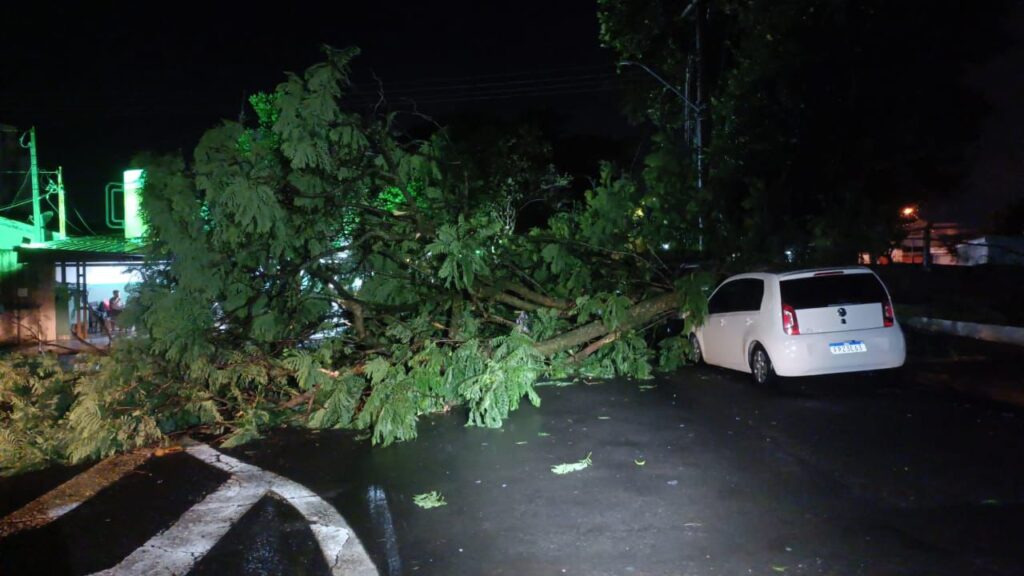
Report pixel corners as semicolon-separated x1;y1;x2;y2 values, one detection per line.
2;331;1023;575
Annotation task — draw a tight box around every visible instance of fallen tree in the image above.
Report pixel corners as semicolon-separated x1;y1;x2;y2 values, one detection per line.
0;48;709;473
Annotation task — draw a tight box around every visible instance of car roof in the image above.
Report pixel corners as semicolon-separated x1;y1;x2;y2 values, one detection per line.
776;266;874;279
721;266;875;283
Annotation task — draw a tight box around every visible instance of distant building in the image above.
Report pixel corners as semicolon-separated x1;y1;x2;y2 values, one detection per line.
860;221;1024;267
0;154;149;345
889;222;968;266
4;236;145;343
955;235;1024;266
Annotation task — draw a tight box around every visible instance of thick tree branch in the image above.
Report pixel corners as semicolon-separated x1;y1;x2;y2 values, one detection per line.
498;281;572;310
570;332;619;363
339;298;367;339
307;268;367;339
534;291;678;357
492;291;541;312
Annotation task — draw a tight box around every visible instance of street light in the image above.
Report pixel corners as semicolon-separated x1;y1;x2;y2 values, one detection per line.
899;204;931;269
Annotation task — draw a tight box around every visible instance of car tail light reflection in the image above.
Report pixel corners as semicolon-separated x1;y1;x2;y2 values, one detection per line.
782;303;800;335
883;301;895;327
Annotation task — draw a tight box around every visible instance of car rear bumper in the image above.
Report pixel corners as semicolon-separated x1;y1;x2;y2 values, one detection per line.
766;325;906;377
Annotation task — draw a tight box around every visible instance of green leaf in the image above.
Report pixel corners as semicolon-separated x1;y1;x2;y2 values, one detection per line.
364;357;391;384
221;426;261;448
551;452;592;475
413;491;447;509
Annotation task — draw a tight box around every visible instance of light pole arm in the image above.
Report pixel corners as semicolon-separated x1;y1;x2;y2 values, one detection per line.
619;60;701;113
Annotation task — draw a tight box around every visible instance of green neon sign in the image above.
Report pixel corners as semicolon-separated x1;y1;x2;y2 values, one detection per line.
123;169;146;239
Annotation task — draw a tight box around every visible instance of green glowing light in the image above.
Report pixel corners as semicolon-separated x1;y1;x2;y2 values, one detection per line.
123;169;146;239
377;186;407;211
249;92;280;128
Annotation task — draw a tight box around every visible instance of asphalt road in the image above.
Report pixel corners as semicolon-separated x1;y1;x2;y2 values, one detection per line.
2;333;1023;575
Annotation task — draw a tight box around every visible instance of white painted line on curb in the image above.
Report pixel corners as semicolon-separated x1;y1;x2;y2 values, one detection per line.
91;444;378;576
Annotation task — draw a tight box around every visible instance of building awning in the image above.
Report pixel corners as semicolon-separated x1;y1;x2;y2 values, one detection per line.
14;235;147;263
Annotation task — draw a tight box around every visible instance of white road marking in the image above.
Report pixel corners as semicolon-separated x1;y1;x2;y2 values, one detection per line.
367;485;402;575
93;443;378;575
47;502;82;518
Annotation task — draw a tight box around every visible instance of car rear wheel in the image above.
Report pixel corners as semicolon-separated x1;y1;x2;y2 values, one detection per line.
688;333;703;365
750;344;776;386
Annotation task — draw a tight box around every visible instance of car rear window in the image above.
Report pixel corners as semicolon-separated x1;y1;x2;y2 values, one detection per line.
780;273;887;309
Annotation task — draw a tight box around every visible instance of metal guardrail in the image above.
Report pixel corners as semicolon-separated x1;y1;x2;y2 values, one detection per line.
905;317;1024;347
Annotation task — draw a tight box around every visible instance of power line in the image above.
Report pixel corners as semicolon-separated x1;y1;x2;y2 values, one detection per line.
7;69;640;116
73;207;97;236
350;71;641;101
389;79;635;101
2;169;33;207
361;64;621;88
0;192;52;212
345;75;643;108
393;83;636;106
356;70;639;95
45;194;84;235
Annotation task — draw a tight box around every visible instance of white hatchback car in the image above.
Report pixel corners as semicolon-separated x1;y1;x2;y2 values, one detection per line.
690;267;906;385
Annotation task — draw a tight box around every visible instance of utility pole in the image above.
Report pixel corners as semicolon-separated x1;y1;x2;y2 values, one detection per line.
618;59;704;250
619;0;710;252
691;0;705;252
28;127;44;242
57;166;66;239
692;0;704;194
922;222;932;270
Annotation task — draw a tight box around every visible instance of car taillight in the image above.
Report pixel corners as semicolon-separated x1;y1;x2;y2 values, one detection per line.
882;301;895;327
782;303;800;335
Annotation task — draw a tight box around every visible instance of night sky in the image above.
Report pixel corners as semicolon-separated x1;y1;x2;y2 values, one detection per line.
1;1;1021;233
0;1;635;232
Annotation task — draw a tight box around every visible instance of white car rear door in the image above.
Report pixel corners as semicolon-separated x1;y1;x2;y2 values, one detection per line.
778;271;889;334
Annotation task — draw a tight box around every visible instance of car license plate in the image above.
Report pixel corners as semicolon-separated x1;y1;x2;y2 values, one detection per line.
829;340;867;354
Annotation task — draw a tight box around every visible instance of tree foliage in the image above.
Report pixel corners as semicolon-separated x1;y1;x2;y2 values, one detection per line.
599;0;1006;265
1;46;710;473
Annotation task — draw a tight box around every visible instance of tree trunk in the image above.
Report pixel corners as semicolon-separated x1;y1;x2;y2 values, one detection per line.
534;291;678;357
340;298;367;339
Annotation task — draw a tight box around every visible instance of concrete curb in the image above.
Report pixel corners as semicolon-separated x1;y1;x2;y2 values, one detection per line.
905;316;1024;347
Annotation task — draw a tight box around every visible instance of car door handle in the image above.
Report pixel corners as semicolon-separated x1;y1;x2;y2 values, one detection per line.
746;318;755;326
719;318;727;327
